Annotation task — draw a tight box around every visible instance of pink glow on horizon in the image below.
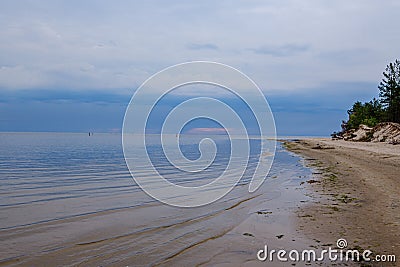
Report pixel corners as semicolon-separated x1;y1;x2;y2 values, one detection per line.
185;127;228;135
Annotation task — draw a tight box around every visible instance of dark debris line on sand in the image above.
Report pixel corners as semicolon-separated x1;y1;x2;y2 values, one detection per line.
283;139;400;267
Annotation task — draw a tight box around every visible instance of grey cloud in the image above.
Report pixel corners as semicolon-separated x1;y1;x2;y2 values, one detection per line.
0;0;399;93
317;48;376;65
251;44;310;57
186;43;219;50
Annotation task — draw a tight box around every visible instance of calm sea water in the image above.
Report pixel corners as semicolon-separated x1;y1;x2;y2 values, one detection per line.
0;132;312;266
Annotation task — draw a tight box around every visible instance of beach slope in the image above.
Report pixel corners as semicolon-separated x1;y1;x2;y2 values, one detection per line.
286;138;400;264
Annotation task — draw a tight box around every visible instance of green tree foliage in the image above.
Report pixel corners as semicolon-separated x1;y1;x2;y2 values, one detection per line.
339;59;400;133
378;59;400;123
344;99;384;130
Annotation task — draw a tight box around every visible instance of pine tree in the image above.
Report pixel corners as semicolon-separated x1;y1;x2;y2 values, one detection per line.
344;99;384;130
378;59;400;123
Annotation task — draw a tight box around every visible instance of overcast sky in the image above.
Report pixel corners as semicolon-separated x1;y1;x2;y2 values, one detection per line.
1;0;399;135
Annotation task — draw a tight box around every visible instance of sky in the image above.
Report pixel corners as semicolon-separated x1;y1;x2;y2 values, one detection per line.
0;0;399;136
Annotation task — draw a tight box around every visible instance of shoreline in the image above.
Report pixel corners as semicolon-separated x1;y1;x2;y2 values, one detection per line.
2;137;399;266
285;138;400;266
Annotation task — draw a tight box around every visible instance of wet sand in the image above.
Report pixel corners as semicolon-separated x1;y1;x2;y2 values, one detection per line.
286;138;400;266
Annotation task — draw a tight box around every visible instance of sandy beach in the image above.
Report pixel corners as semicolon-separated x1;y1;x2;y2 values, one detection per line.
286;138;400;266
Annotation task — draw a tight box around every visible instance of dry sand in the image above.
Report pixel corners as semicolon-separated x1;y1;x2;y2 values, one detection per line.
286;138;400;266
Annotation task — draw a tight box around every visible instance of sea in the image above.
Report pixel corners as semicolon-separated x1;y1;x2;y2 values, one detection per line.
0;132;313;266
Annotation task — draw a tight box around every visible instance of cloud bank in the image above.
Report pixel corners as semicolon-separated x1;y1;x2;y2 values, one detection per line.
0;0;398;134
